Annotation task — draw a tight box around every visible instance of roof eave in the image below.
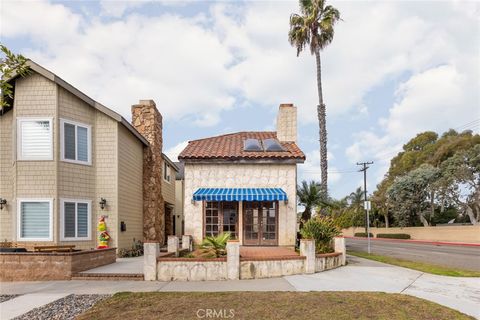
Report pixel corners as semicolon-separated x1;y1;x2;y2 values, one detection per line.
9;60;149;146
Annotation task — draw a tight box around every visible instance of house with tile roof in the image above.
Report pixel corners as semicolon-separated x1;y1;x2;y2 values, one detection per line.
179;104;305;247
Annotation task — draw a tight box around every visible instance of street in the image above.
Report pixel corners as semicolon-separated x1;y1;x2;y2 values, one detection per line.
346;238;480;271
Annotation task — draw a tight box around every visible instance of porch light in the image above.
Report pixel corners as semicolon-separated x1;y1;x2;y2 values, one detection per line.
284;199;288;205
0;198;6;210
191;199;196;205
99;198;107;210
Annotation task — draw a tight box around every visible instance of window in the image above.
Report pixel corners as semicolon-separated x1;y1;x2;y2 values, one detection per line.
164;161;171;182
60;119;91;165
17;199;53;241
204;202;238;238
205;202;220;237
17;118;53;160
60;199;91;241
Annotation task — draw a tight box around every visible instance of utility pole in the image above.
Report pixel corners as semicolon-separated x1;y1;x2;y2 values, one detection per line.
357;161;373;254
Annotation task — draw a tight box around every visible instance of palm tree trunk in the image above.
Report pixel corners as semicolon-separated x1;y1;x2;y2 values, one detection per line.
315;49;328;194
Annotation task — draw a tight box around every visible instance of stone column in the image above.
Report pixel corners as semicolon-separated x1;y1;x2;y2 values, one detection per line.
334;237;346;266
226;240;240;280
182;235;192;251
300;239;315;274
144;242;160;281
132;100;165;244
167;235;179;256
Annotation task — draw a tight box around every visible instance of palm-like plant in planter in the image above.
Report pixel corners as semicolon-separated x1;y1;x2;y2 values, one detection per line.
300;216;340;253
199;232;231;258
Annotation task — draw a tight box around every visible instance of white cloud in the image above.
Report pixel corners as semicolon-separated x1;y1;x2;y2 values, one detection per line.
100;0;148;18
2;1;236;127
165;140;189;161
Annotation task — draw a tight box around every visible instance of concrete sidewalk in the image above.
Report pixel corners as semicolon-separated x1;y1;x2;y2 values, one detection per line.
1;256;479;319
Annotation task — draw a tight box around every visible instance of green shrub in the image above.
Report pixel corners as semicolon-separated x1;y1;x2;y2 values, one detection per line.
354;232;374;238
199;232;231;258
300;216;340;253
376;233;411;239
118;238;143;258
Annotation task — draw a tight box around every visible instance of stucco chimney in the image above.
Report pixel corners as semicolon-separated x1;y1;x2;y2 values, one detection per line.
276;103;297;143
131;99;165;243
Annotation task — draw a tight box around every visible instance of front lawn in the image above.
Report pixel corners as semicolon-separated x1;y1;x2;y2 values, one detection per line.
77;292;473;320
348;251;480;277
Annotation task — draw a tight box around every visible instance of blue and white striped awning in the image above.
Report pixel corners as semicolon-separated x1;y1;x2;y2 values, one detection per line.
192;188;288;202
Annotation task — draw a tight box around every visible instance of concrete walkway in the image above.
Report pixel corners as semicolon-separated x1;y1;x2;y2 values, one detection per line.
79;256;143;274
1;256;479;319
0;293;69;319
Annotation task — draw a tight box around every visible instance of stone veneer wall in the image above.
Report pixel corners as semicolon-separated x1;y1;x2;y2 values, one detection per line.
0;248;116;281
315;253;343;272
157;258;228;281
276;104;297;143
240;258;305;279
183;163;297;246
132;100;165;243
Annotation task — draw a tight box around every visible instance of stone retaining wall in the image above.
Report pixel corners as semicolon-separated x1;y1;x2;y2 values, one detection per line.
150;238;346;281
157;258;227;281
0;248;116;281
315;252;343;272
240;257;305;279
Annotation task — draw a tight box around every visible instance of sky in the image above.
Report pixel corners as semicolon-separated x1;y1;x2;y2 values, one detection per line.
1;0;479;198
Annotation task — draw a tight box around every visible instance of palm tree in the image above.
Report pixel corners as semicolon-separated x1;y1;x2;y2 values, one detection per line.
289;0;341;194
297;180;325;222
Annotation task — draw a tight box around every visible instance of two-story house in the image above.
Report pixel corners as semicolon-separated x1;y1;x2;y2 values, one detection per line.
0;61;169;251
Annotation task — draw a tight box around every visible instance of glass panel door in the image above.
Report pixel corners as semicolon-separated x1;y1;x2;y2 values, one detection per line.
243;202;260;245
243;201;278;246
261;201;277;245
222;202;238;239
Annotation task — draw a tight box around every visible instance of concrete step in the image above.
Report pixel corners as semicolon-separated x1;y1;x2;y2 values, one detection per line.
71;273;144;281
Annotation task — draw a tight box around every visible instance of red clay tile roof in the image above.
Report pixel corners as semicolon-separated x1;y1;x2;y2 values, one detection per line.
178;131;305;162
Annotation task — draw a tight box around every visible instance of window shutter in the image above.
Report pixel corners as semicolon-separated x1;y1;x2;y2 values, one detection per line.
64;123;76;160
77;126;88;162
20;120;52;159
64;202;76;238
21;202;50;238
77;203;89;237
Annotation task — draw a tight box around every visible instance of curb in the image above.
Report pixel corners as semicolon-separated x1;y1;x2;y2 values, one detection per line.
344;236;480;247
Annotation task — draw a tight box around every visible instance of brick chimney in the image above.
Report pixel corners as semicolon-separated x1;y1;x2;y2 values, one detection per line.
131;100;165;243
276;103;297;143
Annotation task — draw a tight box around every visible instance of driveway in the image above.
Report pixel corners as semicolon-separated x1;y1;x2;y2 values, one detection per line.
285;256;480;319
346;237;480;271
1;256;479;319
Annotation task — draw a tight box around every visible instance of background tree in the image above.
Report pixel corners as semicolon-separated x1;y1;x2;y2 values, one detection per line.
289;0;340;194
1;44;29;112
387;164;441;227
297;180;325;222
439;145;480;224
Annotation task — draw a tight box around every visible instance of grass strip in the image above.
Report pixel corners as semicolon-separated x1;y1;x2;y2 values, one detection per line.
77;291;473;320
348;250;480;277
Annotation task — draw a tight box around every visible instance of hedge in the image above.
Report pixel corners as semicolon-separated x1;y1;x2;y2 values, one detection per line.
354;232;374;238
376;233;411;239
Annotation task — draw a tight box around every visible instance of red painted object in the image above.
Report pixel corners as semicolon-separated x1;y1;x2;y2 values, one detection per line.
344;236;480;247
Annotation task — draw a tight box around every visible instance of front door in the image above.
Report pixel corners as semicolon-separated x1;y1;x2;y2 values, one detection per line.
243;201;278;245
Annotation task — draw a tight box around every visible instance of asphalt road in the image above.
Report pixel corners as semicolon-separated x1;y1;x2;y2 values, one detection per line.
346;238;480;271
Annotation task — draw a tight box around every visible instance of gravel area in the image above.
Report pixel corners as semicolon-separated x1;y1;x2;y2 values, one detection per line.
0;294;20;303
13;294;109;320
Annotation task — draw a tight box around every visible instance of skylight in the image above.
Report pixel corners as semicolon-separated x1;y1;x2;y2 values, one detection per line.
263;138;284;152
244;138;262;151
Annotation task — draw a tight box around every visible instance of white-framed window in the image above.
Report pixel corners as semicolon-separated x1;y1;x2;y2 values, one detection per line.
60;119;92;165
17;199;53;241
17;118;53;161
164;161;171;183
60;199;91;241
